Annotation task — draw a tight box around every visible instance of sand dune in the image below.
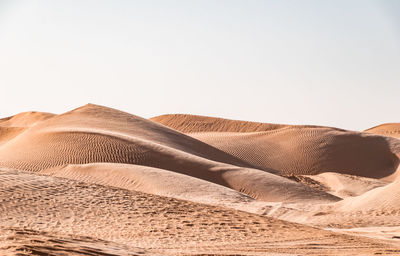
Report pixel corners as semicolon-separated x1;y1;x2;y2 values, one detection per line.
365;123;400;139
0;168;397;255
1;106;400;254
0;104;337;203
152;114;400;179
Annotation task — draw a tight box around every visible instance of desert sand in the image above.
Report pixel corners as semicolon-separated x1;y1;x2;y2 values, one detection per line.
1;104;400;255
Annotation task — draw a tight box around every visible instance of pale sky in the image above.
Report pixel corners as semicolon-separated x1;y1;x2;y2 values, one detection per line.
0;0;399;131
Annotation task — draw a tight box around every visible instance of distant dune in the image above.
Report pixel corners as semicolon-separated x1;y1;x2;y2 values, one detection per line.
365;123;400;139
0;111;55;127
0;111;55;146
152;113;325;133
152;114;400;179
1;106;400;255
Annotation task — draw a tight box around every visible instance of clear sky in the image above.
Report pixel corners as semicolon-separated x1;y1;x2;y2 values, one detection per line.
0;0;399;131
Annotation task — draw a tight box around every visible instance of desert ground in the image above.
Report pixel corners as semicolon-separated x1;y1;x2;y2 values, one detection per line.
1;104;400;255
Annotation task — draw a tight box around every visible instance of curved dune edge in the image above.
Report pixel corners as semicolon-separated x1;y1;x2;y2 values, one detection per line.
365;123;400;139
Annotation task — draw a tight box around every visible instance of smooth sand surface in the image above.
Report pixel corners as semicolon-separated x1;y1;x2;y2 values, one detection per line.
1;106;400;255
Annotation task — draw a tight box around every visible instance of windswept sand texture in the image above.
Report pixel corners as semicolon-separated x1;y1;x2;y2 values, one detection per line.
1;105;400;255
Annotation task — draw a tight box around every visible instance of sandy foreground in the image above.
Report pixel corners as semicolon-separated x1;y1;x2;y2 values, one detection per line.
1;104;400;255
